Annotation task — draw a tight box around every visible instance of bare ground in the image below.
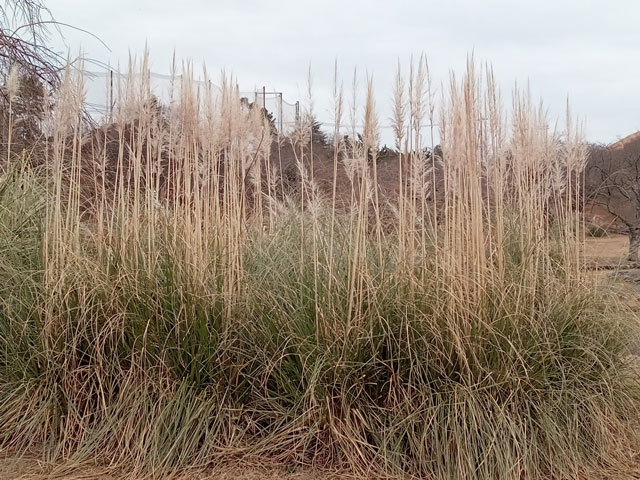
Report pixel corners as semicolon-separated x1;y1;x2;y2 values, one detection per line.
585;234;640;308
584;234;629;266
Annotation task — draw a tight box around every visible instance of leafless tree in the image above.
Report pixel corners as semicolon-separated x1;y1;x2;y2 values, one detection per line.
0;1;60;164
586;142;640;261
1;1;109;166
0;1;64;93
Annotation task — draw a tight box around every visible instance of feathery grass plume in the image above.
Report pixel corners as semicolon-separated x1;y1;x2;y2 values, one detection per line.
306;64;315;187
6;64;19;102
404;54;431;282
363;76;383;264
483;64;507;280
390;60;409;271
391;60;406;153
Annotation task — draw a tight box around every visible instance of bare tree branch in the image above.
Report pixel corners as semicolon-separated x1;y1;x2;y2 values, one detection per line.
585;141;640;259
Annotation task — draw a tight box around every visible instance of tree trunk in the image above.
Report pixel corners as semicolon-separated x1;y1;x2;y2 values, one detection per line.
629;228;640;262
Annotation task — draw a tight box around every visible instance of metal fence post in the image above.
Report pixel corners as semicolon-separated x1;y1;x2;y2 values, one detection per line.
278;93;283;133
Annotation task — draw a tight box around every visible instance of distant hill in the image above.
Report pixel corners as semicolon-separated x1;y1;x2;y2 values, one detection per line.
610;131;640;150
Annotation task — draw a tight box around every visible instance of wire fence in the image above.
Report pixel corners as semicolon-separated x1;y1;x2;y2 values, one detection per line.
250;88;300;134
83;70;301;135
82;70;442;146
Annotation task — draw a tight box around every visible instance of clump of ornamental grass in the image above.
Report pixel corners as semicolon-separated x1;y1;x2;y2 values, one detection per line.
0;53;638;480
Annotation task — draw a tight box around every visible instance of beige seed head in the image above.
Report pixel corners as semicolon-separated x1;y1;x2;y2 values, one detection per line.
7;65;19;102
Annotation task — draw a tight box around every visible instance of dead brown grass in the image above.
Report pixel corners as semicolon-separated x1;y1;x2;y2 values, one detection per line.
0;455;353;480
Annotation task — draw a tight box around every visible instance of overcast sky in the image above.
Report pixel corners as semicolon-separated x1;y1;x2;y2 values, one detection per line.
46;0;640;146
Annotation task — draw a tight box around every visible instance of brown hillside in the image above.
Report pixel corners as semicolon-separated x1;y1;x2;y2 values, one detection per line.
584;130;640;232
